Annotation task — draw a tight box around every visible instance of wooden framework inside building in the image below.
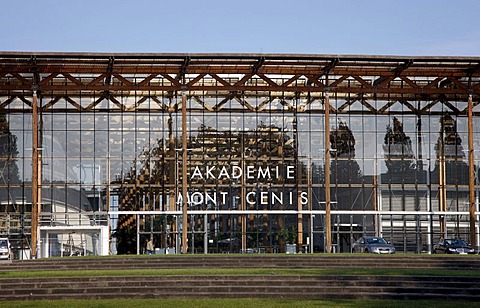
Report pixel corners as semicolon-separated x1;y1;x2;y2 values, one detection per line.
1;52;480;255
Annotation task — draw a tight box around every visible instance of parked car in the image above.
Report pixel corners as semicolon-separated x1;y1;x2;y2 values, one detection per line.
433;238;475;254
352;237;396;254
0;238;11;260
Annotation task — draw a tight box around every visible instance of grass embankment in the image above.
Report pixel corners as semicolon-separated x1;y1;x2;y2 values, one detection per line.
1;255;479;307
1;298;480;308
1;267;479;278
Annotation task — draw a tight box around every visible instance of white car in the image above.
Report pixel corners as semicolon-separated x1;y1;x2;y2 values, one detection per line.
0;238;11;260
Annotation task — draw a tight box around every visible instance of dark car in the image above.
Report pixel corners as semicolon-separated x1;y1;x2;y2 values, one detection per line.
352;237;396;254
433;238;475;254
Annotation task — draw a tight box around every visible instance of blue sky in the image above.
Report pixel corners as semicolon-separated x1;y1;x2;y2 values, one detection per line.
2;0;480;56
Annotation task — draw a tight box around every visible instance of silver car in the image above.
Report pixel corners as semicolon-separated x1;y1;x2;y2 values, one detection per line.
352;237;396;254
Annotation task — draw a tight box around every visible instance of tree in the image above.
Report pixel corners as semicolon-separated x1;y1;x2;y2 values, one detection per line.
434;114;465;160
330;120;362;185
0;113;20;185
330;120;363;213
433;114;468;185
383;117;415;175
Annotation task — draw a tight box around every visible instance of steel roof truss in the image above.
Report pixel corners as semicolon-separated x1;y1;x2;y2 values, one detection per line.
420;99;439;113
305;75;325;89
85;94;107;111
87;74;108;86
233;73;254;87
337;97;358;112
38;73;58;87
160;74;181;88
399;100;418;114
442;100;461;115
62;73;84;87
137;74;159;86
378;100;397;114
11;73;30;86
192;96;215;112
213;92;237;111
233;96;255;112
359;98;377;113
399;76;421;90
0;96;16;109
126;96;148;111
150;96;168;111
65;96;84;111
18;96;32;108
256;73;280;88
281;74;302;88
108;95;125;111
352;75;373;89
329;75;349;88
113;74;134;87
187;74;207;87
256;97;274;112
209;73;232;88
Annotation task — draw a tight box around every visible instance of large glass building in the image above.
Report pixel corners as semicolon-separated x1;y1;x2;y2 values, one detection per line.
1;53;479;258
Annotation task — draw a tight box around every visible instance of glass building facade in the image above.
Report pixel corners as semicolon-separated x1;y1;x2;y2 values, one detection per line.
0;53;479;257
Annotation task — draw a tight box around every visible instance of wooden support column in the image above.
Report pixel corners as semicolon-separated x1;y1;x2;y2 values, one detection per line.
181;89;189;254
439;123;447;237
468;94;476;248
31;91;39;258
295;95;303;252
307;158;313;253
324;93;332;253
373;173;379;237
241;143;246;252
297;162;303;251
167;114;176;248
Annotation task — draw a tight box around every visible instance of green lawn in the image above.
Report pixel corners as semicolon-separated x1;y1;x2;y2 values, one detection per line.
1;255;479;307
1;267;479;278
1;299;480;308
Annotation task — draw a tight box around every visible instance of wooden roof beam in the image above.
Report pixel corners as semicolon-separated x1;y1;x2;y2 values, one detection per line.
104;57;114;86
30;56;40;91
252;57;265;74
177;56;190;82
373;59;413;88
321;58;339;75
